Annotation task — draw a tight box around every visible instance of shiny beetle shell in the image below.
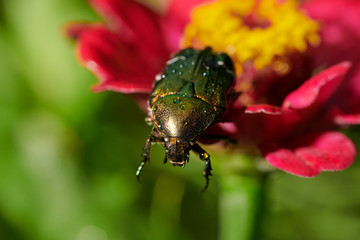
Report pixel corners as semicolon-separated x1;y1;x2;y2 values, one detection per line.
137;47;235;191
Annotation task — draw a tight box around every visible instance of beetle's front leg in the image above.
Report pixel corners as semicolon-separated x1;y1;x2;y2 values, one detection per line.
136;135;163;181
192;143;213;192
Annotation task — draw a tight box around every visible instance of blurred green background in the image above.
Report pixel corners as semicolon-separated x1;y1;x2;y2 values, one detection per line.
1;0;360;239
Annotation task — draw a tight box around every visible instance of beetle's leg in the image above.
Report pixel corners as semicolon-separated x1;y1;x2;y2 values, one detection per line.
192;143;212;192
136;135;163;181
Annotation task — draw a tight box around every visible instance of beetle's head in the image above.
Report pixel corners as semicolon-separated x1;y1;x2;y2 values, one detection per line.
164;137;191;166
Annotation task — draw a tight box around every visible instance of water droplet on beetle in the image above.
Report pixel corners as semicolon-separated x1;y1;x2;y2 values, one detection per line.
203;71;211;77
173;97;180;104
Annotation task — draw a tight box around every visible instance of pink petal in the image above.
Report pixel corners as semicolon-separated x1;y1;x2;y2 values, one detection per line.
303;0;360;61
264;131;356;177
302;0;360;113
302;0;360;66
282;62;351;110
245;104;285;115
161;0;213;51
331;64;360;114
75;25;158;93
334;114;360;125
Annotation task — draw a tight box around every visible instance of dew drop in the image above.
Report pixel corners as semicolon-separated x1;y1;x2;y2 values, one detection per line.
153;106;158;111
178;71;183;75
180;104;186;110
155;74;162;81
173;97;180;104
179;64;184;68
217;61;224;66
203;71;211;77
171;69;177;73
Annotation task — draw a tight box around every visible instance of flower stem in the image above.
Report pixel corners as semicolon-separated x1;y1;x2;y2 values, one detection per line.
217;155;267;240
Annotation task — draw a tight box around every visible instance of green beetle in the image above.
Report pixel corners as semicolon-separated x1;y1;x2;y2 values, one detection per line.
136;47;235;191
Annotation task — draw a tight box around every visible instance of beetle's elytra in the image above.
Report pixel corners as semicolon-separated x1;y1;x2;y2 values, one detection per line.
136;47;235;191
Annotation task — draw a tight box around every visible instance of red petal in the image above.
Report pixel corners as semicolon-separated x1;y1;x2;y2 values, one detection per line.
282;62;351;110
264;131;356;177
89;0;169;59
64;22;93;40
230;105;299;144
332;65;360;114
201;122;239;144
245;104;285;115
76;25;158;93
165;0;213;26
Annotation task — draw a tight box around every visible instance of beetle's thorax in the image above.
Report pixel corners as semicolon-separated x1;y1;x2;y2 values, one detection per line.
152;94;217;141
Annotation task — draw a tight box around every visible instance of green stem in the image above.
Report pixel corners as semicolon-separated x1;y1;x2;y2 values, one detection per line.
217;155;267;240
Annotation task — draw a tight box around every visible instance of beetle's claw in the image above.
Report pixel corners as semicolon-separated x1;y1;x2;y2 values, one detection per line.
201;160;213;192
163;154;168;164
136;161;146;183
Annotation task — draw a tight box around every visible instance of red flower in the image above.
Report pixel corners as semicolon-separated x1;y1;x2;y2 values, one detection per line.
66;0;207;94
67;0;360;177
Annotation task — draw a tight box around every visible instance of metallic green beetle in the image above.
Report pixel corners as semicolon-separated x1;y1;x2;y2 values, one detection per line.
136;47;235;191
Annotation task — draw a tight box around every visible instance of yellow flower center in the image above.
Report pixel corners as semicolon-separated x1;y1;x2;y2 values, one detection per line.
183;0;320;74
